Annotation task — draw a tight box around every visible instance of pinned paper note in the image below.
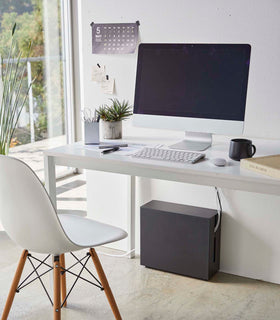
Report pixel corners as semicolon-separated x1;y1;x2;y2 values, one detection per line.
91;65;105;82
101;78;115;94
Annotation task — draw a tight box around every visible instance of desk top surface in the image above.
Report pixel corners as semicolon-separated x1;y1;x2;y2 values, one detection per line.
44;135;280;195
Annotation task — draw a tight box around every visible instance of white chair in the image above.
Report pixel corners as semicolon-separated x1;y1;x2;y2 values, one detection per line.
0;155;127;320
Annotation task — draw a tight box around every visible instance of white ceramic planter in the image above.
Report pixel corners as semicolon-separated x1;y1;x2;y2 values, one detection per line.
102;120;122;139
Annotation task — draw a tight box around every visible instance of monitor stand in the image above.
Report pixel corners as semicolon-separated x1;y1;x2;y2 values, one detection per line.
169;132;212;151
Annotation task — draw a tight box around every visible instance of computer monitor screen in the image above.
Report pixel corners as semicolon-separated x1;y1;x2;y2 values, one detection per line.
134;43;251;121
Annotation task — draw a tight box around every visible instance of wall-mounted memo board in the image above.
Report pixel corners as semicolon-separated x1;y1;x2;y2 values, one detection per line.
90;21;140;54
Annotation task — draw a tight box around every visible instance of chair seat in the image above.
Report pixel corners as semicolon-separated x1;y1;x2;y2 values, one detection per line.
58;214;127;248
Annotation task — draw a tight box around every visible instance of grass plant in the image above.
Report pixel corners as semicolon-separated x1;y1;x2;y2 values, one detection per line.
0;23;34;155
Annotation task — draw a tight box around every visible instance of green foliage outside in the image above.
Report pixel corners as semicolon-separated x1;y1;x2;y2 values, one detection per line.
0;23;34;155
0;0;65;146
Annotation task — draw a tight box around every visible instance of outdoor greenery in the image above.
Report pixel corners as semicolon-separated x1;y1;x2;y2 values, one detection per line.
0;0;65;146
96;99;133;122
0;23;33;155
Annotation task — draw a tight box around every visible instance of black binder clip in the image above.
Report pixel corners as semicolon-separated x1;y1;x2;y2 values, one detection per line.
97;63;101;68
136;20;140;26
106;75;109;80
90;22;94;27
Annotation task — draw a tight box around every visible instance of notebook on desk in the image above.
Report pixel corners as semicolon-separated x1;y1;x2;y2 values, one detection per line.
241;155;280;179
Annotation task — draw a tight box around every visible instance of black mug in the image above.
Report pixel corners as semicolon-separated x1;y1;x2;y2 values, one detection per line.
229;138;256;161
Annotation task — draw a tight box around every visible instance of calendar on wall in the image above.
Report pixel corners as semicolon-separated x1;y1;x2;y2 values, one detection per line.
90;21;140;54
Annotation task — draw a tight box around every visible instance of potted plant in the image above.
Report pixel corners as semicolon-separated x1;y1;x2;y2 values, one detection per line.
0;23;33;155
96;98;133;139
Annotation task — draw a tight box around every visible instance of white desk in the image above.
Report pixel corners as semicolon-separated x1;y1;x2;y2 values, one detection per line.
44;137;280;257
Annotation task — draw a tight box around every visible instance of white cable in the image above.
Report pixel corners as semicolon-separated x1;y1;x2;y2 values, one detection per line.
96;249;135;258
214;187;222;233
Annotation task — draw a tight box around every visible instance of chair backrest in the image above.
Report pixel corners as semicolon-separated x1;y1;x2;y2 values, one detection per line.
0;155;77;255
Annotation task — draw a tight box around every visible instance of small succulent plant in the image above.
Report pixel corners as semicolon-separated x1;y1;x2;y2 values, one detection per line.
96;98;133;122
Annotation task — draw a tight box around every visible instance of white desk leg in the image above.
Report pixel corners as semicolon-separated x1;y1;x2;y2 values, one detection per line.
44;155;56;289
44;155;57;210
127;176;136;258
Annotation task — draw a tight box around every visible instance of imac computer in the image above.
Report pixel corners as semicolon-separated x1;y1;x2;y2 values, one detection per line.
133;43;251;151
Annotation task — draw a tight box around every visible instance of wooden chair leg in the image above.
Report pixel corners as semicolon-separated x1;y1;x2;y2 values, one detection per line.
53;256;61;320
60;254;67;307
1;250;28;320
89;248;122;320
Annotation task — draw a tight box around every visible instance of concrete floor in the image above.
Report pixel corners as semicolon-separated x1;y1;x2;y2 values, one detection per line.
1;175;280;319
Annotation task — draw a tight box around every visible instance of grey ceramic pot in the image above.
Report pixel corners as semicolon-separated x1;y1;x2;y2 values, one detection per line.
102;120;122;139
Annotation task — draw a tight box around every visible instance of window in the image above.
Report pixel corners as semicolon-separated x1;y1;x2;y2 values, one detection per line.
0;0;74;179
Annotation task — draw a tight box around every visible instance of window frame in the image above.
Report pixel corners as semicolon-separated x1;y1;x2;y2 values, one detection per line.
60;0;76;145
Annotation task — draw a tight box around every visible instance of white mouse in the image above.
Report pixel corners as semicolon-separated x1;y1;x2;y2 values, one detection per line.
211;158;227;167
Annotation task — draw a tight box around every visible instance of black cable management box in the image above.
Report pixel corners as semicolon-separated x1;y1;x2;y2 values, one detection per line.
140;200;221;280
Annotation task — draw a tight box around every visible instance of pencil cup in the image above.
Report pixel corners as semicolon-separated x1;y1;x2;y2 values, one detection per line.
84;121;100;145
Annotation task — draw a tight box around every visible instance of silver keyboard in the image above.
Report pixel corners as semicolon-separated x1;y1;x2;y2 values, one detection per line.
132;147;205;164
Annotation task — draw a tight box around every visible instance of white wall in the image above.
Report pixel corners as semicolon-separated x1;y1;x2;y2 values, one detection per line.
78;0;280;283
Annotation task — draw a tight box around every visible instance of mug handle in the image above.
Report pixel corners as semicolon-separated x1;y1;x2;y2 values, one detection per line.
250;144;256;157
